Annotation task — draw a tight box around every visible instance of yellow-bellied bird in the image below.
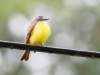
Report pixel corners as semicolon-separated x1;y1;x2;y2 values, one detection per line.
20;16;51;61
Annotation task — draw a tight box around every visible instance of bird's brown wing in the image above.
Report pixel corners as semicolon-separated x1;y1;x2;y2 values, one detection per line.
25;26;33;44
25;21;37;44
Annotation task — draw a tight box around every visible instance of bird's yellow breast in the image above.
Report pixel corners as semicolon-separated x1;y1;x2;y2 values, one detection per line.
29;21;51;45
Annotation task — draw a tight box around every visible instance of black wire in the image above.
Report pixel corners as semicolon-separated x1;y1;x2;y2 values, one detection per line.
0;40;100;59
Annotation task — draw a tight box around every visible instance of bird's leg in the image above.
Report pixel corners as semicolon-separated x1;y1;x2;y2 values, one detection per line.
34;44;43;53
40;44;43;46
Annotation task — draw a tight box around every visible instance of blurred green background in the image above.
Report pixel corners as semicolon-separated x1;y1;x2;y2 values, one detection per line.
0;0;100;75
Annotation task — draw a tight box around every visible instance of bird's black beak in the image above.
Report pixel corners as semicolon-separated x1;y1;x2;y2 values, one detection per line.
42;18;49;21
37;17;49;21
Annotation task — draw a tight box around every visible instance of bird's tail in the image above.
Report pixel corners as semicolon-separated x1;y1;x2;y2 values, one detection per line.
20;51;31;61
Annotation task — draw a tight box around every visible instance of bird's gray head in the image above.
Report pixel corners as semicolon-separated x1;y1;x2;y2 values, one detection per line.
35;16;49;21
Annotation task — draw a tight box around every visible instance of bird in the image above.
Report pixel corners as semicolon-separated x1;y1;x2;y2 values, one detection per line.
20;15;51;61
